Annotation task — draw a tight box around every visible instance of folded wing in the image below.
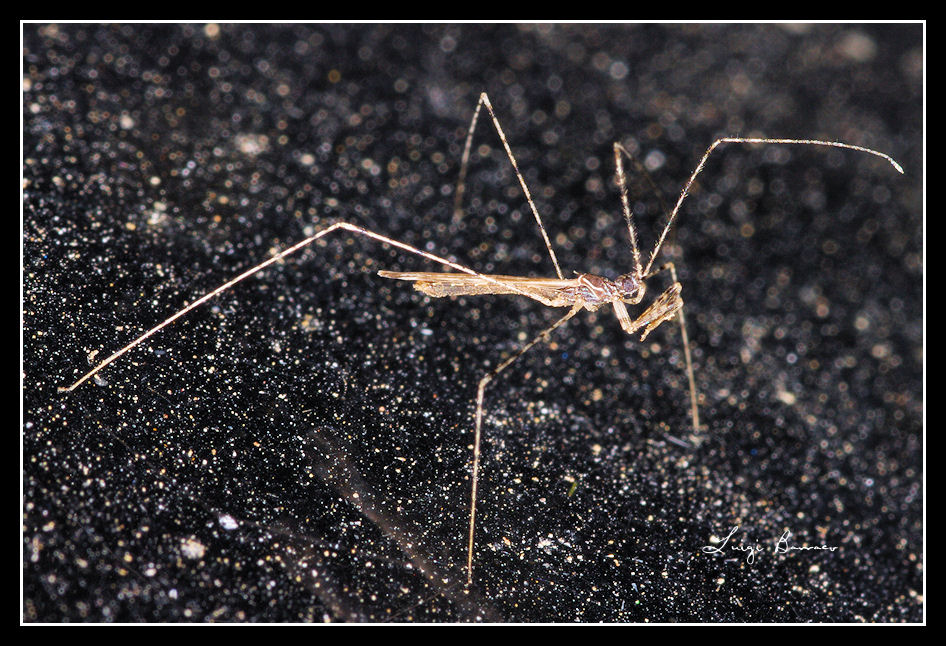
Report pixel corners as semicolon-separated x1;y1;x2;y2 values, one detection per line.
378;271;579;306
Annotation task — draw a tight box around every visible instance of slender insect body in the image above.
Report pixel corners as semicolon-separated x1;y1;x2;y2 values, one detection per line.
58;91;903;588
568;273;645;309
377;271;647;311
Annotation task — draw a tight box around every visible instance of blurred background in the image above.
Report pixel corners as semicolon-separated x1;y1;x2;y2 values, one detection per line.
24;23;922;622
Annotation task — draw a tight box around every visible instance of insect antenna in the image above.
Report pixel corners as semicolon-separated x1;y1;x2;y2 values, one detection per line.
642;137;904;277
613;141;675;280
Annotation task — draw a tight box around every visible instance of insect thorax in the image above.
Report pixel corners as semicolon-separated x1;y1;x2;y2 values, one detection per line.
572;273;643;307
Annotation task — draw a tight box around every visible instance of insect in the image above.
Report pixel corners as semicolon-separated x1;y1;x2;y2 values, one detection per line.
59;92;903;587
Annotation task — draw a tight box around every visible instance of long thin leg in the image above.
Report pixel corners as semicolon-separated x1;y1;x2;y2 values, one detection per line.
454;92;565;280
58;221;565;393
667;263;700;433
453;95;485;222
466;304;581;586
642;137;904;277
613;262;699;432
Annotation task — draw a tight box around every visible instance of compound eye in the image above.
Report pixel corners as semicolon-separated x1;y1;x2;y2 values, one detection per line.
616;274;641;298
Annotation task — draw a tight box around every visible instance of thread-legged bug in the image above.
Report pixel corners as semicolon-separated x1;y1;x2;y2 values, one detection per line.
59;92;903;586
